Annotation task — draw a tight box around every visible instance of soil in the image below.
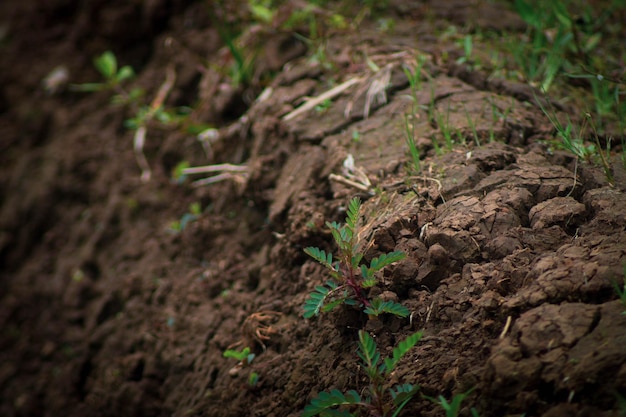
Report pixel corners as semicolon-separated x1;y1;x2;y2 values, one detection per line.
1;1;625;417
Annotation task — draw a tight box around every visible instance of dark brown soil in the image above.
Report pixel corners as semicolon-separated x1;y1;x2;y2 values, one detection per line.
1;1;625;417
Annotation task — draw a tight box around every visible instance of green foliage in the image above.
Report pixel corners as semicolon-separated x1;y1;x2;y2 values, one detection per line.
223;346;255;365
169;202;202;233
124;105;189;131
424;388;476;417
304;330;422;417
303;390;362;417
363;298;409;318
247;371;259;387
456;35;473;65
403;115;421;173
303;198;407;318
172;161;190;184
71;51;135;93
512;0;574;91
538;98;614;185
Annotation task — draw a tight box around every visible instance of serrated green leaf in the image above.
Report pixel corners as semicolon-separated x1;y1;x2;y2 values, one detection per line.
390;383;418;401
321;297;347;313
383;331;422;374
363;299;409;318
303;285;331;318
357;330;380;370
326;221;341;231
390;384;419;417
369;251;406;272
362;277;377;289
346;197;361;231
303;389;361;417
305;247;335;270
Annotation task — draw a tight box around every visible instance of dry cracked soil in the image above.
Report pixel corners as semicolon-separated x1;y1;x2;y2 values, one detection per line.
1;1;625;417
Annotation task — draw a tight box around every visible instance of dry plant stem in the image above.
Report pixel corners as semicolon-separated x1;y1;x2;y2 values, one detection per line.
191;173;247;187
499;316;512;339
134;126;151;182
363;63;392;118
283;77;363;121
133;65;177;182
183;163;249;187
182;163;249;175
329;173;371;192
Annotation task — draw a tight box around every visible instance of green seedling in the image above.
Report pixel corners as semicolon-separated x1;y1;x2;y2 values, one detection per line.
456;34;473;65
464;106;481;147
71;51;135;93
433;105;453;153
248;0;275;24
402;55;426;113
404;115;421;173
247;371;259;387
304;330;422;417
424;388;477;417
315;98;333;113
538;98;614;185
303;198;408;318
172;160;190;184
169;202;202;233
512;0;573;91
223;346;256;366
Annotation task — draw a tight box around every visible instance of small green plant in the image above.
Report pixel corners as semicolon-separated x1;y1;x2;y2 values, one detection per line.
303;330;422;417
512;0;573;91
424;388;478;417
403;115;421;173
464;106;481;147
169;202;202;233
172;160;190;184
433;112;450;153
71;51;135;93
247;371;259;387
223;346;255;366
402;55;427;113
456;34;473;65
303;198;408;318
538;98;614;185
315;98;333;113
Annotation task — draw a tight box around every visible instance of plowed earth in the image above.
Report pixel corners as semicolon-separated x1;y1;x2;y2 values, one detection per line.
1;1;625;417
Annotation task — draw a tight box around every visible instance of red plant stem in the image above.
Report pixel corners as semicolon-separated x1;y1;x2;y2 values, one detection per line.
343;263;370;307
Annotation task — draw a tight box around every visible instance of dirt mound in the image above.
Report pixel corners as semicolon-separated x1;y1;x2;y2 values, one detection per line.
1;1;625;417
